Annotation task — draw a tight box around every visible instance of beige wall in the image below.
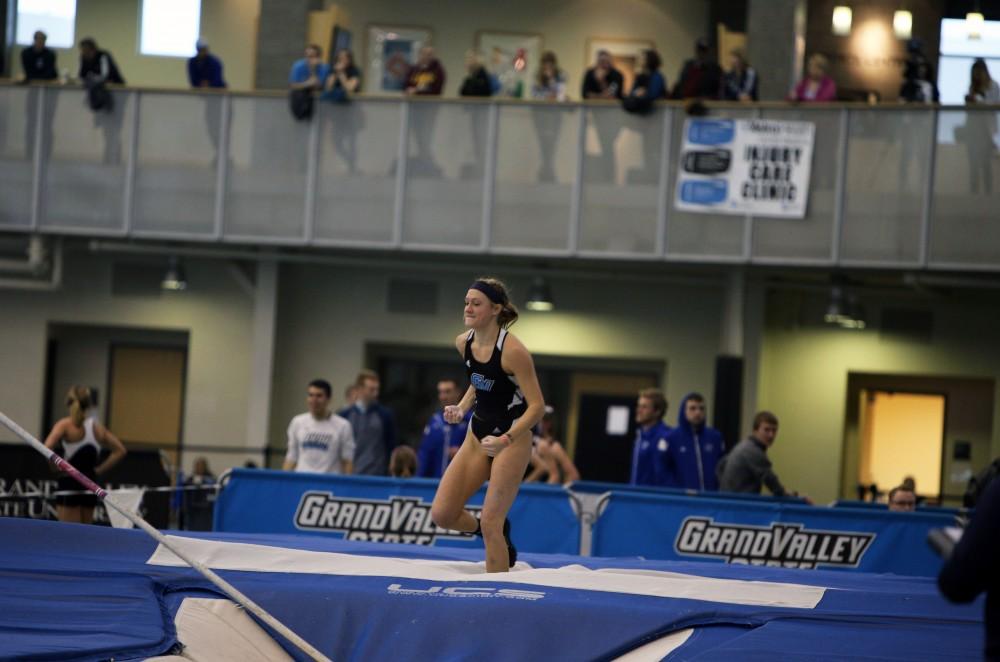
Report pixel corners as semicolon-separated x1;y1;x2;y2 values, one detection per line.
759;290;1000;505
269;264;726;452
16;0;260;90
0;250;255;473
326;0;707;97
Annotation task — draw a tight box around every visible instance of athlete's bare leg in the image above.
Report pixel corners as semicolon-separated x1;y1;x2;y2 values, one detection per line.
431;428;491;533
481;431;532;572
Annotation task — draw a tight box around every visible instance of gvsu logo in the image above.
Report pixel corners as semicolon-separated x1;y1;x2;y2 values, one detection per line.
674;517;875;569
387;584;545;601
471;373;495;392
294;491;480;545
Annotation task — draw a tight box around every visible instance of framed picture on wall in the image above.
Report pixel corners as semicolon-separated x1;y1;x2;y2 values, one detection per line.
475;30;543;98
365;24;432;93
585;37;656;95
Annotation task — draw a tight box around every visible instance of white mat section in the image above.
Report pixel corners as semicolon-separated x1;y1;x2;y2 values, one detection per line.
612;629;694;661
145;598;292;662
106;489;144;529
147;536;826;609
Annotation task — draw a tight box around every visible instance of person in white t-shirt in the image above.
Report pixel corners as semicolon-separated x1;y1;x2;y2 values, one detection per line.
283;379;355;474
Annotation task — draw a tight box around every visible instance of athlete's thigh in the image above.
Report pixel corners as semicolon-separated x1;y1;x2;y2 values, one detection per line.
481;433;533;522
434;428;491;511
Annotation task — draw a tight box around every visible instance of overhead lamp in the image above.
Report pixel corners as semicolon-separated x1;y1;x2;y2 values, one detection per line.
525;276;554;312
893;10;913;39
966;11;984;40
832;6;853;36
824;286;850;325
161;256;188;291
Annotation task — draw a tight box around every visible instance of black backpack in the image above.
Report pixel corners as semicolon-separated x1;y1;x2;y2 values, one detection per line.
964;457;1000;508
85;79;113;112
289;88;314;120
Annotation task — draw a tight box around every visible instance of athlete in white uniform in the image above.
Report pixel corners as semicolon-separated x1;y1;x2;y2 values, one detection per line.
43;386;127;524
284;379;355;474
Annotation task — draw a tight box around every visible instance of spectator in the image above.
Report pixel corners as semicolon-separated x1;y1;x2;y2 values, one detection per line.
789;54;836;102
338;370;397;476
629;388;672;487
181;457;216;531
78;37;125;163
961;59;999;195
289;43;330;91
21;30;57;82
623;49;667;114
664;393;724;490
525;406;580;485
459;50;493;97
531;51;567;101
938;479;1000;660
582;49;624;100
78;37;125;86
326;48;361;101
671;38;723;100
405;46;446;96
899;49;937;104
344;383;358;406
187;39;226;88
887;484;917;512
964;456;1000;508
722;47;758;102
417;378;472;478
283;379;355;474
717;411;789;496
390;445;418;478
965;57;1000;104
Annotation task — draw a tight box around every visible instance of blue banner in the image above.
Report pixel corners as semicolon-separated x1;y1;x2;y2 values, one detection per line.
591;492;952;576
214;469;581;555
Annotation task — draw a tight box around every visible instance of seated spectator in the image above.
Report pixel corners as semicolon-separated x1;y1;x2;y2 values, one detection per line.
671;38;722;100
722;47;758;101
188;39;226;88
389;445;418;478
582;49;624;100
531;51;567;101
525;407;580;485
326;48;360;101
789;54;836;102
887;484;917;512
624;49;667;113
630;388;671;487
289;43;329;91
405;46;446;96
938;479;1000;660
718;411;786;496
459;50;492;97
21;30;57;82
664;393;723;491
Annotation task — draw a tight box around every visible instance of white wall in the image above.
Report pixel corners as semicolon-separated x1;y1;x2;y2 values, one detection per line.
0;249;255;475
329;0;708;97
268;263;727;451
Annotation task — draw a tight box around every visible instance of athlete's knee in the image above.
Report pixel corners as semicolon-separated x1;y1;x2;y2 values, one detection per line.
431;502;461;530
478;510;505;540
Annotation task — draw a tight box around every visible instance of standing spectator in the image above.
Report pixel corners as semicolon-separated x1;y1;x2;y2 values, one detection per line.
181;457;216;531
389;446;418;478
899;49;937;104
664;393;724;491
789;54;837;102
887;484;917;512
417;378;472;478
288;44;329;120
405;46;446;96
78;37;125;164
938;479;1000;660
78;37;125;86
21;30;58;81
717;411;791;496
961;59;999;195
283;379;355;474
338;370;397;476
325;48;361;101
531;51;568;182
532;51;567;101
671;38;723;100
630;388;672;487
582;50;624;100
187;39;226;88
722;47;758;101
624;49;667;114
459;50;493;97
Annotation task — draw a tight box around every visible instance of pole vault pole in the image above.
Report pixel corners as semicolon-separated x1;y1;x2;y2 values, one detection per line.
0;411;331;662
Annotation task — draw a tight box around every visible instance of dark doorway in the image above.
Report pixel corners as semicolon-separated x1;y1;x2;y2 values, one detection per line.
573;394;639;483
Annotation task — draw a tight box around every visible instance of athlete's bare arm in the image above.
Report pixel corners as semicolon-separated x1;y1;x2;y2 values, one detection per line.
499;334;545;440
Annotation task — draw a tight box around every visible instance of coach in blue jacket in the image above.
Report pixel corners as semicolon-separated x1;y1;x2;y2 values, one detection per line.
664;392;724;490
630;388;672;486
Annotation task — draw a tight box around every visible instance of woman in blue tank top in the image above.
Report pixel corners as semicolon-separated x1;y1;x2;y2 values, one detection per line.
430;277;545;572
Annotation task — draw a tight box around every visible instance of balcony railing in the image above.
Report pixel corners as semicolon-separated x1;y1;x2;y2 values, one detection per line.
1;83;998;270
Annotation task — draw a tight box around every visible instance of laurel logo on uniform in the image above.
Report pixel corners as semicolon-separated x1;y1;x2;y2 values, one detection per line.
674;516;875;569
387;584;545;600
294;491;481;545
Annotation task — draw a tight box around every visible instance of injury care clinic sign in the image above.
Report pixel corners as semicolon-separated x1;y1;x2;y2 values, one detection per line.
675;118;816;219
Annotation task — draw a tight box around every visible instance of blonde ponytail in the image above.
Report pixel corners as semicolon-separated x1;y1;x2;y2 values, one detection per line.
66;386;92;426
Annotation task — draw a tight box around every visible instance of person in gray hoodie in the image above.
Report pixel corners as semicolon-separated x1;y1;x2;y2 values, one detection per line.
717;411;787;496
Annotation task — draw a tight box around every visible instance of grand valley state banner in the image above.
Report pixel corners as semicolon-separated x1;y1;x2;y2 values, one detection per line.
675;118;815;218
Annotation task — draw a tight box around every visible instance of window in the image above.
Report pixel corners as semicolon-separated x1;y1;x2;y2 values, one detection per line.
15;0;77;49
140;0;201;58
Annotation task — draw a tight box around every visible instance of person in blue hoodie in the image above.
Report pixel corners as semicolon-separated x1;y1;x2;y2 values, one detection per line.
630;388;672;486
417;378;472;478
664;392;724;491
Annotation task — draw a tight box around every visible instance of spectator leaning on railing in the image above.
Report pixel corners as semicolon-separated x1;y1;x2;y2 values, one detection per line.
188;39;226;89
671;38;722;100
623;49;667;114
459;50;493;97
722;47;758;102
20;30;58;82
288;44;329;119
582;49;624;100
789;53;836;102
405;46;446;96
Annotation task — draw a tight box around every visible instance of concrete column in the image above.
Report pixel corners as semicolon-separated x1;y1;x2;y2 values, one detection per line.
720;268;746;357
746;0;807;100
245;261;278;459
254;0;320;90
